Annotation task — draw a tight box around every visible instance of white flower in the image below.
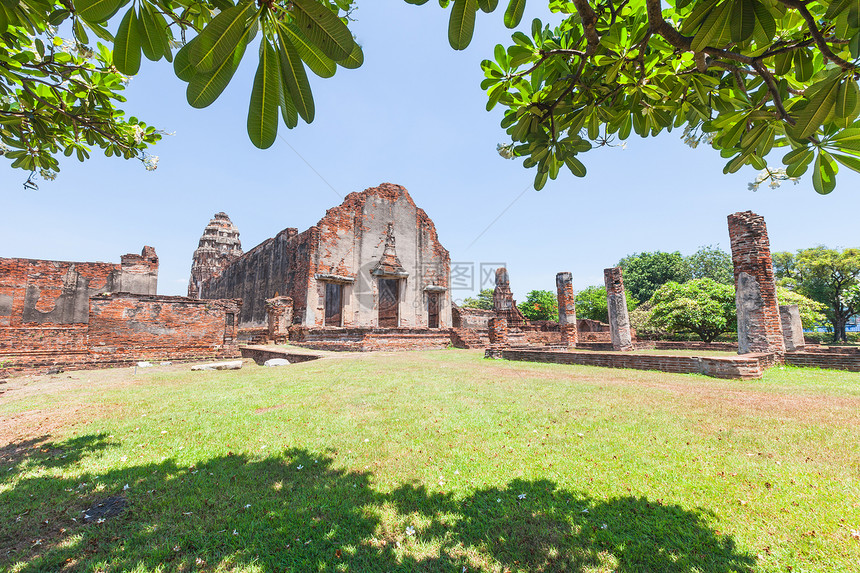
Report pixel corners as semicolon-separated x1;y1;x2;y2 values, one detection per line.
517;493;526;500
297;465;304;470
244;504;251;509
132;125;146;144
405;526;415;536
123;484;129;491
601;523;608;530
142;155;159;171
232;529;238;536
496;143;515;159
496;498;501;503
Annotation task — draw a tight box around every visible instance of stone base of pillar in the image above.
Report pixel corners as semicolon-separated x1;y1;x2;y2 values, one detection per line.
484;345;505;360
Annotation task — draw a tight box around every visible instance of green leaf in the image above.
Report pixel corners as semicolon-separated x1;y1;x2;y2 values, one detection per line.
835;80;860;126
752;0;775;41
782;146;813;165
174;37;198;82
812;151;837;194
534;168;548;190
280;22;336;78
477;0;498;12
773;51;792;75
187;34;248;108
504;0;526;28
292;0;355;62
113;7;141;75
691;0;732;52
279;82;299;129
191;1;255;73
790;76;841;139
730;0;756;43
278;34;315;123
830;151;860;173
247;40;280;149
339;41;364;69
563;155;586;177
136;4;163;62
76;0;126;23
680;0;719;35
449;0;477;50
794;49;813;82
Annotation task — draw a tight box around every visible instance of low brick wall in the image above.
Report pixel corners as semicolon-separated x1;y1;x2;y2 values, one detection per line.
653;341;739;352
240;345;322;365
784;351;860;371
289;327;452;351
499;348;776;379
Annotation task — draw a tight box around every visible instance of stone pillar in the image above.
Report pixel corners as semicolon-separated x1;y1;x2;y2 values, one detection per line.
556;272;578;348
265;296;293;344
485;316;508;359
728;211;786;355
604;267;633;351
779;305;805;351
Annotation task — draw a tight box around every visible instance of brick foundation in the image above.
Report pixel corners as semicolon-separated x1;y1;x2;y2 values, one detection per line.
288;327;451;352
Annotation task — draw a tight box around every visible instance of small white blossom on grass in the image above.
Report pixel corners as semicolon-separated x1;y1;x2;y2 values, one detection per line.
496;498;501;503
244;504;251;509
297;465;303;470
364;438;369;442
600;523;607;530
577;433;584;437
851;529;860;540
96;518;105;524
454;470;459;475
517;493;526;500
405;526;415;536
123;484;129;491
581;508;589;514
232;530;238;536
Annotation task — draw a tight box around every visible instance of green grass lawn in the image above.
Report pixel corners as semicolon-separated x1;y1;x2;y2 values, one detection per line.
1;349;859;572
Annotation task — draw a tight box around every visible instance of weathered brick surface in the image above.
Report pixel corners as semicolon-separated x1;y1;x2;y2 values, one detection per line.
488;317;508;346
452;306;493;329
492;268;527;328
201;184;451;331
556;272;578;347
450;328;490;348
604;268;633;351
188;212;243;298
265;296;293;344
500;349;774;379
87;294;241;361
288;327;451;351
784;351;860;371
728;211;785;355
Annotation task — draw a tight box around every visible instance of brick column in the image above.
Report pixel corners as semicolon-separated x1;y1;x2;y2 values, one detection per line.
485;316;508;359
728;211;786;355
604;267;633;351
556;272;578;348
779;305;805;351
265;296;293;344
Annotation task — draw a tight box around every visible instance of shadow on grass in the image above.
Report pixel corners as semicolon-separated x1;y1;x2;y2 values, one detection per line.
1;435;756;572
0;433;116;474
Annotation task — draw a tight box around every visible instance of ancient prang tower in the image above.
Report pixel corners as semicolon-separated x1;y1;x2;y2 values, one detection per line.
727;211;785;354
188;212;243;299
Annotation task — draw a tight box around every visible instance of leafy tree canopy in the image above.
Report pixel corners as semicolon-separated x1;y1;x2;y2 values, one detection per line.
7;0;860;194
773;246;860;341
518;289;558;320
461;288;494;310
648;278;736;342
575;284;636;322
776;285;827;329
618;250;690;303
685;245;733;284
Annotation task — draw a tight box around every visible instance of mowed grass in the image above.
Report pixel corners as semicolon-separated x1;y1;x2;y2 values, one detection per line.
1;349;859;573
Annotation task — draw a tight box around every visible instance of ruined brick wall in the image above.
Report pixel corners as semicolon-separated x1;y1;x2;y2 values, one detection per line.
452;306;493;329
201;227;310;327
488;316;508;345
0;248;157;355
728;211;785;354
556;272;578;347
87;294;241;361
201;184;452;330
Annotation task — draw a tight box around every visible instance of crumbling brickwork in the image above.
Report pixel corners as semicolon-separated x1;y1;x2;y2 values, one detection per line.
556;272;578;347
779;304;805;352
200;184;451;331
87;294;241;361
728;211;785;355
188;212;242;298
488;316;508;346
604;267;633;351
266;296;293;344
492;268;527;327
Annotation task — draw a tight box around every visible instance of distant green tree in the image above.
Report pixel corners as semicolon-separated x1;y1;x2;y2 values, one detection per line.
776;247;860;342
685;245;734;285
575;285;636;324
461;289;494;310
776;287;827;330
649;279;737;343
617;251;690;304
518;290;558;321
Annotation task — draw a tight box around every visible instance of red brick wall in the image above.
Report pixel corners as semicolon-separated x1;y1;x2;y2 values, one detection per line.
784;351;860;371
87;294;241;361
728;211;785;354
288;327;451;351
500;349;773;379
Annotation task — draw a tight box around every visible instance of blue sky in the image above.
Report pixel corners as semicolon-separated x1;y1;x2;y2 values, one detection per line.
3;1;860;303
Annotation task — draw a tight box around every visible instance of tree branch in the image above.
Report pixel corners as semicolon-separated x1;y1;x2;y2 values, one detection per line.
777;0;858;70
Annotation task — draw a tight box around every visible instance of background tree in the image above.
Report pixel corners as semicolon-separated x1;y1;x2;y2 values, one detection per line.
776;286;827;329
617;251;690;304
684;245;734;285
461;288;494;310
648;278;737;343
574;285;636;323
775;247;860;342
518;289;558;321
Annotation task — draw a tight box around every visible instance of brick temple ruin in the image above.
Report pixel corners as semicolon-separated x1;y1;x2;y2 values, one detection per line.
0;247;240;376
192;183;453;351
